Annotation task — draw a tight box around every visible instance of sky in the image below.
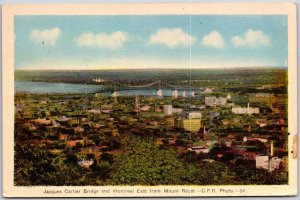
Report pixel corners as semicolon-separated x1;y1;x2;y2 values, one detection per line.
14;15;287;70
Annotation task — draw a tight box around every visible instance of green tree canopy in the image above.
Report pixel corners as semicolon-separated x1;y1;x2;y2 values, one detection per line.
110;135;185;185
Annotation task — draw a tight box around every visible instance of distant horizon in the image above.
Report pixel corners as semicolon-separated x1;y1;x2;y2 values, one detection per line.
15;65;287;71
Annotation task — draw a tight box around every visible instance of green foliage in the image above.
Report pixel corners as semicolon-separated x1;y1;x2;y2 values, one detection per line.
110;136;185;185
234;166;288;185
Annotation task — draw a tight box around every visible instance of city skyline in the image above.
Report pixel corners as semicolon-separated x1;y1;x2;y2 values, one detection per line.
15;15;287;70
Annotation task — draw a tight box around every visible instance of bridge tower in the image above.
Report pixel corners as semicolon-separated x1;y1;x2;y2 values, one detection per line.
156;89;163;97
172;90;178;98
182;90;186;97
111;91;119;98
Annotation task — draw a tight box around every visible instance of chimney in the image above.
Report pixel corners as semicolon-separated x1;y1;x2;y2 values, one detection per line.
270;140;274;157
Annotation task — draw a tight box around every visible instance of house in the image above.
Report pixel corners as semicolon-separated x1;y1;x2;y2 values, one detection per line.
188;146;210;154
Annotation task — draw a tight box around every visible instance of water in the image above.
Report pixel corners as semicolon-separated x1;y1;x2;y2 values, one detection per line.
15;81;103;94
15;81;196;97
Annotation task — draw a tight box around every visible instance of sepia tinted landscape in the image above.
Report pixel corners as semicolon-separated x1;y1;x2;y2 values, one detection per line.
14;68;288;185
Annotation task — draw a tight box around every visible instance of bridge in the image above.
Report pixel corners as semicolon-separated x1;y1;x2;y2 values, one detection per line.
94;79;200;97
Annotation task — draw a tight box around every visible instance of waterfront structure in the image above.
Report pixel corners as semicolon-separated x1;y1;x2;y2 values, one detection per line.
111;91;119;98
163;105;172;115
182;90;186;97
156;89;162;97
172;90;178;98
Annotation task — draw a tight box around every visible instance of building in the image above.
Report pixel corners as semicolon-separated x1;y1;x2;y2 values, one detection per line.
185;111;202;119
165;117;175;127
202;87;213;93
172;108;183;114
255;156;282;172
77;159;94;168
209;112;220;121
205;96;227;106
188;146;210;154
180;118;201;132
232;103;259;115
140;105;151;111
163;105;173;115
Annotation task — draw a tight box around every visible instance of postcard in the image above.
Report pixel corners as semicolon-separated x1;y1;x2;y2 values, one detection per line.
2;2;297;197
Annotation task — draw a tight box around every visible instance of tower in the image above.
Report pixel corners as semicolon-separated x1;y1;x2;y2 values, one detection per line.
135;95;140;112
172;90;178;98
270;140;274;157
156;89;162;97
247;102;250;115
182;90;186;97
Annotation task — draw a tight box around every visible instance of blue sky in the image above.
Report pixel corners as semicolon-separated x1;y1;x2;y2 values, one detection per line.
14;15;287;69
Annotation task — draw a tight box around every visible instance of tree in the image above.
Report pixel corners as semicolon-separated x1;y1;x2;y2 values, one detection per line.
109;135;185;185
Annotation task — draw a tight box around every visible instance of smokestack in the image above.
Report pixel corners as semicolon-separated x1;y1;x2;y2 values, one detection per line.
270;140;274;157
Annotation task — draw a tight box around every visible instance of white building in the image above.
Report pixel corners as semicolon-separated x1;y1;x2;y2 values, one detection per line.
255;156;269;170
255;156;282;172
77;159;94;168
188;146;210;154
185;111;202;119
205;96;227;106
202;87;213;93
232;103;259;115
163;105;173;115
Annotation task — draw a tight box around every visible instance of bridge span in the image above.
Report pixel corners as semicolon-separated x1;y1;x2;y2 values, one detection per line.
94;79;200;97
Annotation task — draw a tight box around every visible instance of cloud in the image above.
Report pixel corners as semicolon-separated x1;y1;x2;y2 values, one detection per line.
75;31;127;49
149;28;196;47
202;31;225;49
30;28;61;47
231;29;271;48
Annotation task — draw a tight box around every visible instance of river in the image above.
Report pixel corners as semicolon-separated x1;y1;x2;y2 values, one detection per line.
15;81;195;97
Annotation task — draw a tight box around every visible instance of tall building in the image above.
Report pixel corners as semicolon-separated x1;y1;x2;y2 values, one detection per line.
163;105;172;115
180;118;201;132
